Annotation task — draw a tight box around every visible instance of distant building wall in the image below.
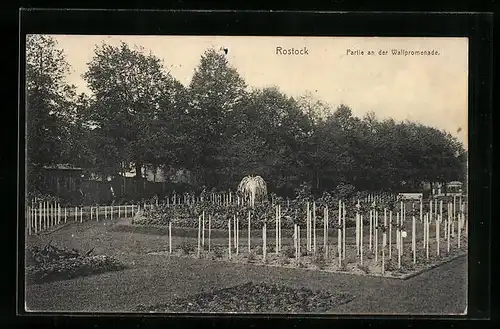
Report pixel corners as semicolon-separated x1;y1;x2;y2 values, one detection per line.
39;165;84;195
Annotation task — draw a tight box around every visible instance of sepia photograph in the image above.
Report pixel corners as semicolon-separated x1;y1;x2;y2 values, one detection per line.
23;35;468;314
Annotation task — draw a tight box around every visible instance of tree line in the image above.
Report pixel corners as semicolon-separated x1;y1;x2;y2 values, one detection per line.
26;35;467;197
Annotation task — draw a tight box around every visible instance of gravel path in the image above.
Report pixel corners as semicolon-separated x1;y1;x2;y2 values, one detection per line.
24;219;467;314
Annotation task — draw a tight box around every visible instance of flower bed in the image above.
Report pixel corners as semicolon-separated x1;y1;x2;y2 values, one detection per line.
148;235;467;279
26;243;127;284
136;281;354;313
131;202;359;230
130;195;461;232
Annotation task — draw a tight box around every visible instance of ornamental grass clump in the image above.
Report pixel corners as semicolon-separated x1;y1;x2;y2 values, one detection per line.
237;176;267;208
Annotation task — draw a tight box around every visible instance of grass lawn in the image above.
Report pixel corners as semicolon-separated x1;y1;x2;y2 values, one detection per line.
24;217;467;314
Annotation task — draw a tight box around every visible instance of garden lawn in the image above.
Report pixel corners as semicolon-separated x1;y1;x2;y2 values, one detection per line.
25;217;467;314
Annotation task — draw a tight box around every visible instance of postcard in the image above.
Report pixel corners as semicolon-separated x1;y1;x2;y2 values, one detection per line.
24;35;468;315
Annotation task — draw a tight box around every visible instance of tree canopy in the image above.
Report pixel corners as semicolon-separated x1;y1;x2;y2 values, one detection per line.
26;38;467;198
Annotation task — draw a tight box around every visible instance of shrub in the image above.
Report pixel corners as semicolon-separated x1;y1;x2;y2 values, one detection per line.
254;246;263;255
178;241;195;255
205;251;217;260
384;259;397;272
335;182;356;199
358;264;370;274
278;253;290;266
401;261;416;273
282;246;295;259
344;252;357;265
247;252;256;263
313;253;325;270
213;247;224;259
26;244;126;284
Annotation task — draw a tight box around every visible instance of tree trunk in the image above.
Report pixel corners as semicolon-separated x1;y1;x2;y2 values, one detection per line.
135;161;142;195
135;162;143;178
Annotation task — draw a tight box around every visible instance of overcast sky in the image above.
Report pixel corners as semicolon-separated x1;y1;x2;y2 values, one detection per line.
49;35;468;148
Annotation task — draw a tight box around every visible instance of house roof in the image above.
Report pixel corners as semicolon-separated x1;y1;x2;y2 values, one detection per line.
118;172;138;178
42;164;84;171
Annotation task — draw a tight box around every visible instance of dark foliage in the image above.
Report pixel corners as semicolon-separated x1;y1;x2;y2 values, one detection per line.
26;37;467;199
136;281;354;313
26;243;126;284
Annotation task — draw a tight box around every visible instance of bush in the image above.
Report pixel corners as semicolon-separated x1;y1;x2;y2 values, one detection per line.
205;251;217;260
335;183;356;199
178;241;196;255
26;244;126;284
282;246;295;259
358;264;370;274
313;253;325;270
278;254;290;266
384;259;398;272
213;247;224;259
247;252;256;263
399;261;416;273
344;252;357;265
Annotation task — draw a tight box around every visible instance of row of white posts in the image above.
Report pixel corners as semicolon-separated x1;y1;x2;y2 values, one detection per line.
353;200;467;274
363;193;398;203
191;198;467;273
158;191;249;208
133;191;398;209
25;202;161;235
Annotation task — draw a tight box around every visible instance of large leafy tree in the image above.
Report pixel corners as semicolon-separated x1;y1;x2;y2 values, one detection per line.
82;42;186;181
188;48;247;188
221;87;313;194
309;105;357;191
25;35;77;190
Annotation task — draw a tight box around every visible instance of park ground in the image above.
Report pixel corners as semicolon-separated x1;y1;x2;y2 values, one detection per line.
24;217;467;314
